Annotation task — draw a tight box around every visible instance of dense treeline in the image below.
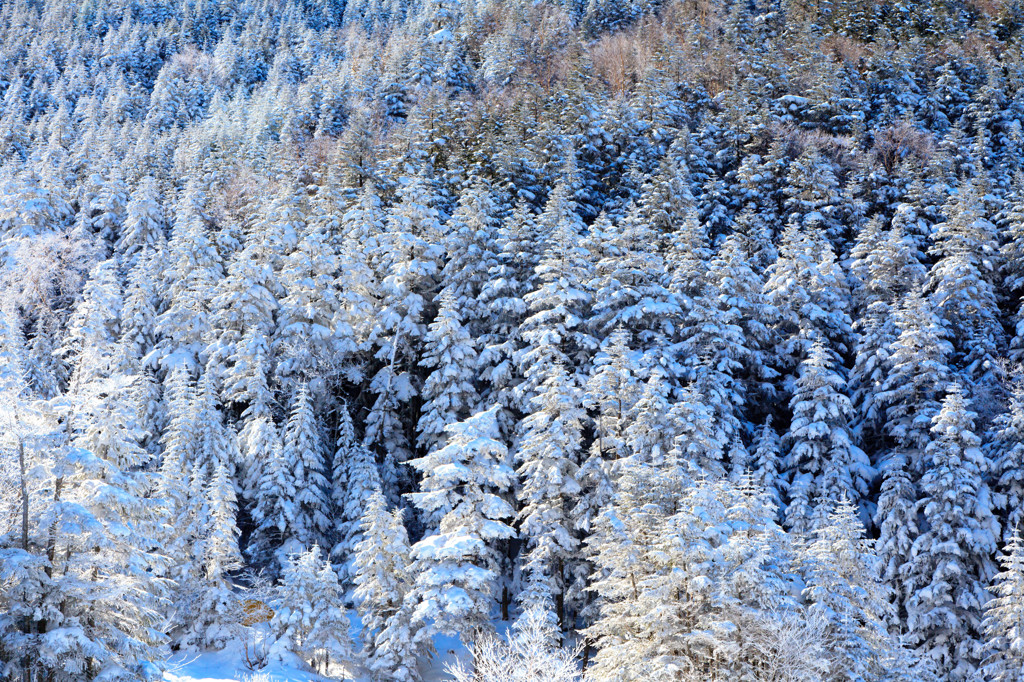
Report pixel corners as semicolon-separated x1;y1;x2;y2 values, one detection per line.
4;0;1024;680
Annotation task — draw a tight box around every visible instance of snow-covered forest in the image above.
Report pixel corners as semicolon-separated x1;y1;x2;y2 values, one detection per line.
5;0;1024;679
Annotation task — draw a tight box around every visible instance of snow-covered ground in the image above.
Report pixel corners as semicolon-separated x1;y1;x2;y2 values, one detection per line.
162;630;475;682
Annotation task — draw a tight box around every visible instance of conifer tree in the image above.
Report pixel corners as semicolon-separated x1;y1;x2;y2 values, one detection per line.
407;406;516;642
784;340;871;533
272;545;356;674
874;452;920;628
927;181;1003;384
281;384;331;550
980;528;1024;681
905;386;999;679
332;402;381;572
876;289;953;460
989;377;1024;543
183;461;243;649
803;497;901;681
416;291;479;453
516;363;585;633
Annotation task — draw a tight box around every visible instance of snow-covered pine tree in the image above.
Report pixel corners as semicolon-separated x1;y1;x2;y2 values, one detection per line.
980;528;1024;681
118;175;167;262
989;376;1024;543
783;340;871;533
416;291;479;454
751;415;783;517
353;492;420;682
154;179;223;370
874;451;920;628
586;469;798;682
332;402;382;574
802;497;904;681
272;544;356;674
763;221;853;383
280;384;331;552
515;362;584;633
876;288;953;462
353;490;412;649
905;385;999;680
182;461;243;650
439;177;501;338
6;287;172;678
926;180;1004;385
276;217;345;393
406;405;516;643
516;159;596;406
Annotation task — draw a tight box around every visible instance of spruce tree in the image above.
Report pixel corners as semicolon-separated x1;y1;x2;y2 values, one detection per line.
905;385;999;680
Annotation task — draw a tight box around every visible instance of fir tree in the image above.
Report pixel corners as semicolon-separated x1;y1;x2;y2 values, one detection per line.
905;385;999;680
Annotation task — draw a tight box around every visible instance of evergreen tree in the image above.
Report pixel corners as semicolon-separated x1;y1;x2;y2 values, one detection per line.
416;291;479;454
332;402;381;572
272;545;356;674
927;181;1003;384
280;384;331;550
876;289;953;460
515;363;584;633
989;376;1024;543
183;461;243;650
905;385;999;680
803;497;903;682
407;406;516;642
784;340;872;533
981;528;1024;681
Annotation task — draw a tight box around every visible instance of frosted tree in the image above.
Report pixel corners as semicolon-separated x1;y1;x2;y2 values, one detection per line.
353;493;421;682
120;252;160;367
516;164;596;405
588;201;678;360
407;406;516;642
209;243;279;389
180;461;243;650
849;223;925;439
281;384;331;550
664;387;727;478
515;363;584;632
332;402;381;572
446;606;583;682
980;529;1024;682
155;180;223;370
905;385;999;680
763;222;853;380
586;471;798;682
159;364;198;551
191;369;238;480
276;221;344;392
369;171;445;365
416;291;479;454
708;234;777;400
439;178;501;337
118;175;166;261
272;545;356;674
3;309;171;678
876;288;953;461
584;328;642;465
926;180;1003;384
478;201;542;416
989;376;1024;543
751;416;783;515
353;492;412;655
802;497;901;682
874;452;920;628
623;371;675;466
784;340;871;533
250;436;295;566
